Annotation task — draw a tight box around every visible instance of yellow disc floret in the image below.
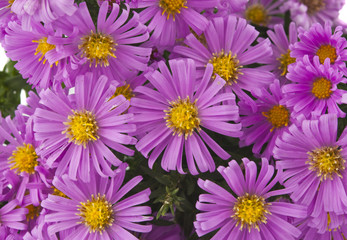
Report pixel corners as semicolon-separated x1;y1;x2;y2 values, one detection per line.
262;105;290;131
245;4;270;26
209;50;242;85
78;194;114;233
26;204;41;221
311;77;332;99
300;0;325;15
110;84;134;101
165;96;200;138
307;146;345;180
79;31;117;67
159;0;187;20
316;44;337;64
63;110;99;147
232;193;270;232
277;49;296;76
8;143;39;175
32;37;56;64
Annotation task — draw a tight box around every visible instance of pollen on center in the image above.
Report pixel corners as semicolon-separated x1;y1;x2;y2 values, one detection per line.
165;96;200;138
262;105;290;131
79;31;117;67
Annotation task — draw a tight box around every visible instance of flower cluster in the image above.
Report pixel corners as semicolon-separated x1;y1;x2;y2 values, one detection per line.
1;0;347;239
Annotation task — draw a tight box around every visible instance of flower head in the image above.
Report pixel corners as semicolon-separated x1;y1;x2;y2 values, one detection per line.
131;59;241;175
41;164;152;239
33;72;137;182
195;158;307;239
284;55;347;118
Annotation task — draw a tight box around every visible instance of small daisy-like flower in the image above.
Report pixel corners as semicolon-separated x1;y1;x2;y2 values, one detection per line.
267;22;298;80
4;21;70;89
274;114;347;229
284;55;347;118
11;0;77;30
49;2;151;83
195;158;307;240
0;114;51;206
131;59;242;175
41;163;152;239
290;23;347;75
33;72;137;182
281;0;344;30
173;15;273;106
241;0;284;27
138;0;218;47
239;79;292;159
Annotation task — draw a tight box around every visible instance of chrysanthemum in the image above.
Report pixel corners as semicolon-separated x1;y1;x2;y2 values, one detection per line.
131;59;242;175
4;21;71;89
48;2;151;83
281;0;344;30
11;0;77;30
195;158;307;240
239;79;292;159
0;114;51;206
41;163;152;239
267;22;298;81
274;114;347;230
138;0;218;47
0;199;28;234
284;55;347;118
33;72;137;182
241;0;284;27
290;23;347;75
173;15;273;106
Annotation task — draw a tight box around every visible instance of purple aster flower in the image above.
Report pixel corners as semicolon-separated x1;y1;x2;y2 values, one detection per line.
97;0;139;8
138;0;218;48
281;0;345;30
0;114;51;206
239;0;284;27
239;79;292;159
138;223;184;240
284;55;347;118
202;0;247;19
41;163;152;239
4;21;71;89
0;199;28;233
33;72;137;182
173;15;273;107
11;0;77;30
49;2;151;83
290;22;347;75
274;113;347;230
131;59;242;175
195;158;307;239
267;22;298;81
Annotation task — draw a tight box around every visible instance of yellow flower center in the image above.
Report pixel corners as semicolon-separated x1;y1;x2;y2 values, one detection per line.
26;204;41;222
209;50;242;85
159;0;187;20
165;96;200;138
262;105;290;131
300;0;325;15
52;187;69;198
32;37;56;65
79;31;117;67
307;146;345;180
316;44;337;64
277;49;296;76
111;84;134;101
63;110;99;147
311;77;332;99
78;194;114;233
245;4;269;26
8;143;39;175
7;0;15;8
232;193;270;232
